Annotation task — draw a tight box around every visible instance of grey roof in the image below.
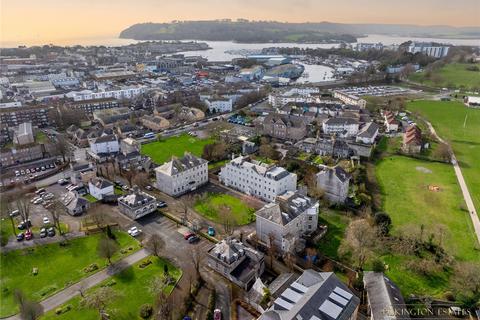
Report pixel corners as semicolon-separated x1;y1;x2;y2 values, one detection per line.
155;153;207;174
357;122;379;139
325;117;359;126
317;165;351;183
260;270;360;320
363;272;410;320
118;189;155;208
89;177;113;189
93;134;117;144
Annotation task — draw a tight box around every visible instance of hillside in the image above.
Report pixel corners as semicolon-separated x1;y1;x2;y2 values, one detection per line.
119;21;480;43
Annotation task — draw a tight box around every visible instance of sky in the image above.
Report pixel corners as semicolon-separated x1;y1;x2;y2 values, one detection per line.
1;0;479;45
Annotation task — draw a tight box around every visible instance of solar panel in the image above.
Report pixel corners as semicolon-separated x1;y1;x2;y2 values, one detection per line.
281;288;303;303
333;287;353;300
329;292;349;306
274;297;294;311
291;281;308;293
319;300;343;319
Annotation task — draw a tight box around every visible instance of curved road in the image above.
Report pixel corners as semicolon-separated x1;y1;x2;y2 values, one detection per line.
424;119;480;245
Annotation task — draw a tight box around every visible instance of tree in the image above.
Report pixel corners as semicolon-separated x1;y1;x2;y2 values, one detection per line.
0;197;16;239
56;134;70;162
14;289;43;320
154;287;174;320
451;262;480;309
51;201;66;236
97;237;119;265
373;212;392;236
433;143;451;162
81;287;120;319
122;164;137;187
133;172;150;188
267;232;278;269
190;249;202;282
339;219;377;269
145;234;165;258
372;259;385;273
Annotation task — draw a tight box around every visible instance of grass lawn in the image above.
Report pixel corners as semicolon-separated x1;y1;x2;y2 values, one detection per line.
84;194;98;203
316;210;351;260
194;193;255;225
408;100;480;217
35;132;48;144
409;63;480;90
0;231;140;317
376;155;480;296
41;256;182;320
141;134;214;165
208;159;229;170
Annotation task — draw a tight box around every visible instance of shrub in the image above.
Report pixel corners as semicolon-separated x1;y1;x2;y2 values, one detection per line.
83;263;99;273
374;212;392;235
55;305;72;315
139;303;153;319
372;259;385;273
139;260;152;269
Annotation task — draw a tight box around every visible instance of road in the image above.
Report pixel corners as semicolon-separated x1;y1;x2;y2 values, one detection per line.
4;249;150;320
424;119;480;245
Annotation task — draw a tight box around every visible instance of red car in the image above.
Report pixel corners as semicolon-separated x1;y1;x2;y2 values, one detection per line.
214;309;221;320
183;232;195;240
25;230;33;240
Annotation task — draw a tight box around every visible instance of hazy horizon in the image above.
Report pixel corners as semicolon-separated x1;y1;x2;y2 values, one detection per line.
1;0;479;45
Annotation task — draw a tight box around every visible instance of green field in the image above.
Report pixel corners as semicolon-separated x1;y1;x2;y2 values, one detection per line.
41;256;181;320
409;63;480;90
408;100;480;217
141;134;214;165
194;193;255;225
0;232;140;317
376;155;479;296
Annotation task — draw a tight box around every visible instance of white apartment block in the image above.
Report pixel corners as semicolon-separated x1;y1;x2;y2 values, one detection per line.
71;86;146;102
219;156;297;202
322;117;359;137
407;43;450;58
89;135;119;155
206;98;233;113
332;90;367;108
256;191;319;253
155;153;208;197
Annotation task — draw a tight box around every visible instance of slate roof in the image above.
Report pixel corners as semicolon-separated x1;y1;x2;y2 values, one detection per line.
260;270;360;320
89;177;113;189
93;134;117;144
155;153;207;175
324;117;359;126
363;272;410;320
317;165;351;183
357;122;380;139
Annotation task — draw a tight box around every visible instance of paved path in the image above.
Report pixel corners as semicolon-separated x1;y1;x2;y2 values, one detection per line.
424;119;480;245
4;249;149;320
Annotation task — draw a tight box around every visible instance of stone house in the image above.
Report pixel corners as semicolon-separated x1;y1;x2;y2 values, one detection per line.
316;165;351;204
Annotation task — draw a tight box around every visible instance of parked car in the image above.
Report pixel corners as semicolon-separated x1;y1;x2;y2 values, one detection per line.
41;166;46;171
40;228;47;238
9;209;19;217
122;185;129;191
157;201;167;208
214;309;222;320
16;233;24;241
43;217;50;225
188;235;200;244
42;193;54;200
127;226;141;237
49;163;55;169
145;185;153;191
33;198;44;205
57;178;68;185
25;230;33;240
183;232;195;240
15;170;20;177
47;227;55;237
17;220;32;230
208;226;215;236
35;188;46;195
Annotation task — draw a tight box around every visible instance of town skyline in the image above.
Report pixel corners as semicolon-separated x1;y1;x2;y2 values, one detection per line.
1;0;479;45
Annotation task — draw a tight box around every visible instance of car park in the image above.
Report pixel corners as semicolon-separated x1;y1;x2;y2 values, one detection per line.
40;228;47;238
25;230;33;240
47;227;55;237
127;226;142;237
16;233;24;241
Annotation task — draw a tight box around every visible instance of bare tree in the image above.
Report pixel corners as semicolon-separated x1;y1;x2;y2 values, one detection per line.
133;172;150;188
190;249;202;282
50;201;66;236
339;219;377;269
154;288;174;320
14;289;43;320
97;237;119;265
81;287;120;319
267;232;278;270
145;234;165;257
56;134;70;163
433;143;451;162
0;197;16;237
451;262;480;308
16;196;32;226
